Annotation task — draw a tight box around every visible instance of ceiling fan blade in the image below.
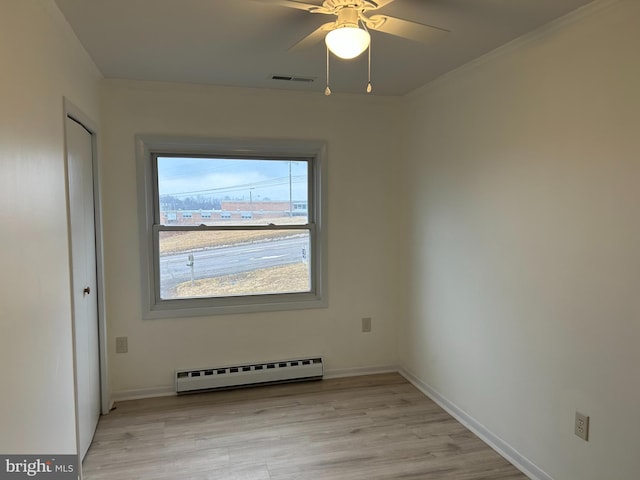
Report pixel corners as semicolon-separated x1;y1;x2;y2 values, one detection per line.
367;14;449;44
289;22;335;52
253;0;322;12
366;0;397;9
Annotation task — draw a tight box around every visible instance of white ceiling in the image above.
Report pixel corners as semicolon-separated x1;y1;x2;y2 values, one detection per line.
54;0;595;96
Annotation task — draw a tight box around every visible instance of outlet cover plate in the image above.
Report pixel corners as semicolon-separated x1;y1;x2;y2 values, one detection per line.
575;411;589;441
362;317;372;333
115;336;128;354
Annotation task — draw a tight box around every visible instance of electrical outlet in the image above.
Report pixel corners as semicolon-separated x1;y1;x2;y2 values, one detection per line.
575;411;589;441
115;336;128;354
361;317;372;333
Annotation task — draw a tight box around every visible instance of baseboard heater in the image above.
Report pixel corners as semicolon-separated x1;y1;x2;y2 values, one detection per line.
175;357;323;394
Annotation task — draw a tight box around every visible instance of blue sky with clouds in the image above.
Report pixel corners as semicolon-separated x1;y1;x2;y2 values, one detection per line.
157;157;308;202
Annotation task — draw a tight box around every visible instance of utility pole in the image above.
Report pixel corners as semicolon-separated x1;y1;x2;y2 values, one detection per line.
289;161;293;217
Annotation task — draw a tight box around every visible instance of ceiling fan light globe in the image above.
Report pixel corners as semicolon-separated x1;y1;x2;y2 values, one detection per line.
325;26;370;59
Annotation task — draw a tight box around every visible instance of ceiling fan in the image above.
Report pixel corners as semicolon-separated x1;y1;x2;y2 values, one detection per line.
255;0;449;58
253;0;448;94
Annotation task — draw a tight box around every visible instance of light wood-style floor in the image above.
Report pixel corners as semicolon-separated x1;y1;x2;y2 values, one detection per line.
82;373;527;480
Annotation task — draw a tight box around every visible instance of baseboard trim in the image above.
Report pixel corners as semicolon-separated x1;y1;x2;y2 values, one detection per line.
323;364;399;379
111;386;175;403
399;368;553;480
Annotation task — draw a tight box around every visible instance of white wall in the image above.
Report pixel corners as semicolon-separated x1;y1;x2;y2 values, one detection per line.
100;80;401;395
399;1;640;479
0;1;100;453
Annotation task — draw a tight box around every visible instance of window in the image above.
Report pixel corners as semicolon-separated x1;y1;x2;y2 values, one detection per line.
136;136;327;318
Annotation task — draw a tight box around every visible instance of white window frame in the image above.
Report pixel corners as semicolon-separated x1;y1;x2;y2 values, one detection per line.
136;135;328;318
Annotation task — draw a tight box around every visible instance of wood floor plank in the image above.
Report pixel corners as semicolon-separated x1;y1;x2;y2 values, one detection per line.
83;373;527;480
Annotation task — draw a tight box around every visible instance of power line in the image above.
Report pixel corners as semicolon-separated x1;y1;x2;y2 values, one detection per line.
160;175;306;198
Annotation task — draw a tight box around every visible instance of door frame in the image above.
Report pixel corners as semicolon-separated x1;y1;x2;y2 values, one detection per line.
63;98;110;431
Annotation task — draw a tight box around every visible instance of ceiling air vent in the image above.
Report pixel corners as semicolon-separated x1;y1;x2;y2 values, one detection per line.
271;74;315;83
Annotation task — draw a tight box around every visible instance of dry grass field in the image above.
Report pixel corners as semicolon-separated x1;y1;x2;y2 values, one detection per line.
175;263;310;297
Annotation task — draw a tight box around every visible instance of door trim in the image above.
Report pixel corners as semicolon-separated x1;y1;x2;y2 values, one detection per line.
63;98;109;446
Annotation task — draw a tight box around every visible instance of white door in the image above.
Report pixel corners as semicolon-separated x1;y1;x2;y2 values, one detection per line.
66;116;101;459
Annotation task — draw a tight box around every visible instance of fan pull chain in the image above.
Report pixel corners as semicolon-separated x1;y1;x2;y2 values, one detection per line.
366;39;372;94
361;22;372;94
325;46;331;96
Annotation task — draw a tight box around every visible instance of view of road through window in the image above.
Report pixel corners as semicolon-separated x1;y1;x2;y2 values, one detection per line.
156;156;312;300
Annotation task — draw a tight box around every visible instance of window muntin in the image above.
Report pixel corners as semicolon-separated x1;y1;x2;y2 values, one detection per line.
136;136;327;318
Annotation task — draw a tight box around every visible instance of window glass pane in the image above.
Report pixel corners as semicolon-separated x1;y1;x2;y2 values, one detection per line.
157;157;309;226
159;230;311;299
